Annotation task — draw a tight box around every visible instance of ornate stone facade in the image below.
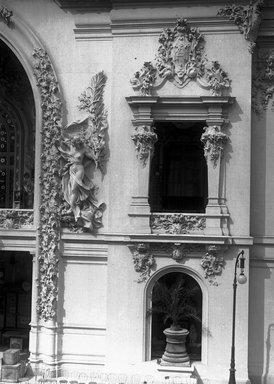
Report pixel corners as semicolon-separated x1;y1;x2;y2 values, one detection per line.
59;72;108;231
201;245;225;286
33;48;62;321
131;19;231;96
218;0;264;54
201;125;228;167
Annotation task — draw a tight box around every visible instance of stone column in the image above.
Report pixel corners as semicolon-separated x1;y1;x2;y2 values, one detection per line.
29;250;40;365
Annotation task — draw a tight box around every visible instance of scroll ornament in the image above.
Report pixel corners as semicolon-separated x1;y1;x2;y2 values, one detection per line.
201;125;228;167
201;245;225;286
252;49;274;115
130;19;230;96
131;125;158;167
59;72;108;232
33;48;63;321
217;0;264;54
132;243;156;283
0;5;12;25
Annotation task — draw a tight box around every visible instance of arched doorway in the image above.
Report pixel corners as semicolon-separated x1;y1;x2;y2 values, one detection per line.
147;270;203;363
0;39;35;209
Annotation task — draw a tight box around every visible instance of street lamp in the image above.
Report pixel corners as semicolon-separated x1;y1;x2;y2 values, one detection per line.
228;250;247;384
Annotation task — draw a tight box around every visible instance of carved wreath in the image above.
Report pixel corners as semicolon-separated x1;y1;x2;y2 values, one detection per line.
131;18;230;96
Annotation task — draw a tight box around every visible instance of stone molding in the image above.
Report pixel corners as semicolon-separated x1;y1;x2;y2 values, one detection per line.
0;5;12;25
252;48;274;115
217;0;265;53
201;245;225;285
130;19;231;96
131;125;158;167
59;72;108;232
201;125;228;167
33;48;62;322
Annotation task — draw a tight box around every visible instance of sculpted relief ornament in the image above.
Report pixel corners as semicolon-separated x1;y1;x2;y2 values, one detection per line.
131;125;158;167
132;243;156;283
201;245;225;286
130;19;231;96
217;0;264;54
0;5;12;25
59;72;108;232
200;125;228;168
252;49;274;115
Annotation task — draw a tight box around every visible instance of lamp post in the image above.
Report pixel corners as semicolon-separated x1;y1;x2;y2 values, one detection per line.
228;250;247;384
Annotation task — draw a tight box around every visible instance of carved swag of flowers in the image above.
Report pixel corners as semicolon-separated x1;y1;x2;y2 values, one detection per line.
201;125;228;168
132;243;155;283
59;71;108;232
151;214;206;235
252;49;274;115
130;18;230;96
201;245;225;286
131;125;158;167
33;48;63;321
217;0;264;54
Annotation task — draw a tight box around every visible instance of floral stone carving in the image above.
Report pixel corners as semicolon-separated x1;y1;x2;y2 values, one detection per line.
33;48;63;321
131;125;158;167
252;49;274;115
217;0;264;54
131;19;231;96
59;71;108;232
201;125;228;167
0;6;13;25
132;243;155;283
151;214;206;235
201;245;225;286
0;210;34;229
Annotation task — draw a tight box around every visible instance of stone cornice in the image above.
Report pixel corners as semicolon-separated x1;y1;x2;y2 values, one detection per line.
0;229;36;251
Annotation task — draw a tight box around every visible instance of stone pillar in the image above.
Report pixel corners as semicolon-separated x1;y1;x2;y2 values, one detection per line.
129;121;157;233
201;124;228;235
29;250;40;365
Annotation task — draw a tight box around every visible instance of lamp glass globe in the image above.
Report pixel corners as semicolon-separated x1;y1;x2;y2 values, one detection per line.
238;273;247;284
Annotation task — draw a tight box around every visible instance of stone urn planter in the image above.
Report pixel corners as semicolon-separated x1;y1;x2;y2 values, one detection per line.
152;275;201;367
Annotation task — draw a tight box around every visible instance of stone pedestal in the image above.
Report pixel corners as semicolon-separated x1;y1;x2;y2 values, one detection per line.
160;328;190;367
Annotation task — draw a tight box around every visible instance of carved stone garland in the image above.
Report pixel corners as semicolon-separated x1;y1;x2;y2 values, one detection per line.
201;245;225;286
200;125;228;168
33;48;63;321
0;210;33;229
59;72;108;232
252;49;274;115
130;19;230;96
131;125;158;167
0;5;12;25
132;243;156;283
217;0;264;54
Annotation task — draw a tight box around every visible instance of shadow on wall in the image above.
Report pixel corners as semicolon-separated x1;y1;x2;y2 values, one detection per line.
263;323;274;384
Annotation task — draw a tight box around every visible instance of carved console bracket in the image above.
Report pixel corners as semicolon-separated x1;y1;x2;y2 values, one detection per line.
201;245;225;286
217;0;264;54
252;49;274;115
33;48;63;321
130;19;231;96
59;71;108;232
201;125;228;168
131;243;156;283
0;6;13;25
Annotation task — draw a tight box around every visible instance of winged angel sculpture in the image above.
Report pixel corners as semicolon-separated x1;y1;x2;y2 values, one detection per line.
59;72;108;231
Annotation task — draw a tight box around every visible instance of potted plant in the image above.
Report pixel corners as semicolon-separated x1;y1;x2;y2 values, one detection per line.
152;275;201;366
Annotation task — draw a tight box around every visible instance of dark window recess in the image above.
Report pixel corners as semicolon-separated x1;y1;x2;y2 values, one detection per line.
149;121;208;213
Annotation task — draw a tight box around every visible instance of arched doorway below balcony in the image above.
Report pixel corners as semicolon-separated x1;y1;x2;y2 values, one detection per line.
149;271;202;362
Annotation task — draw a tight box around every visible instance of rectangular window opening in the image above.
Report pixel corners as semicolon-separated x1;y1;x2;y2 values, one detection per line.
149;121;208;213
